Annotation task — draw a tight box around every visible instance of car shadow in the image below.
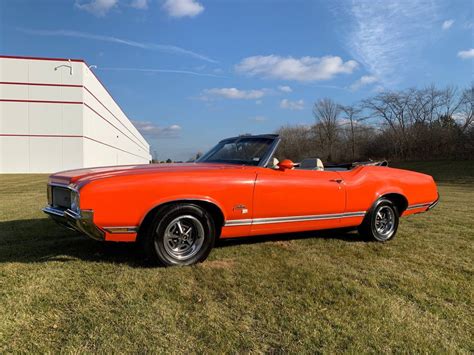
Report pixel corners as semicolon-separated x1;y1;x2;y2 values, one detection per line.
215;228;365;248
0;218;147;266
0;218;367;266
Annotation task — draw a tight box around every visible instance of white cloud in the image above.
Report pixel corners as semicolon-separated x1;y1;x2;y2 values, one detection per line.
458;48;474;59
236;55;358;82
442;19;454;30
132;120;182;138
278;85;292;93
249;116;267;122
163;0;204;18
280;99;304;110
130;0;149;9
350;75;378;91
75;0;118;16
202;88;266;100
18;28;217;63
345;0;438;85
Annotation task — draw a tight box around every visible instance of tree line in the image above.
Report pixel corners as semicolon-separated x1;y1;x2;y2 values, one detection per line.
276;84;473;163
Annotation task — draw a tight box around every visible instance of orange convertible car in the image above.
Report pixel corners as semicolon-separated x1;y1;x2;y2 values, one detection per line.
44;134;439;266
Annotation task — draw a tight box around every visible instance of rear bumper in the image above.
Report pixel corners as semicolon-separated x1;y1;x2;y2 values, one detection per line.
43;206;105;241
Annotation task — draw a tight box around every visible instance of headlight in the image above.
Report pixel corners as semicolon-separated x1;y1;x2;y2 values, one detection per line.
70;191;80;212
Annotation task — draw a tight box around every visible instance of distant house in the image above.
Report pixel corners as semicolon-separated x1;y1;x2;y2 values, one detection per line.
0;55;151;173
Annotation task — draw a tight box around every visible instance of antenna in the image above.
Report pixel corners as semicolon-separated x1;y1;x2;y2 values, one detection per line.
88;65;97;70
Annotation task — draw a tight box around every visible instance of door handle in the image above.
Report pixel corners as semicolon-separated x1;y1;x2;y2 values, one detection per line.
330;179;343;183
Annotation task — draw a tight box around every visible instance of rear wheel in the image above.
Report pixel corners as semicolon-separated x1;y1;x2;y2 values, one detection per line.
142;203;216;266
358;198;399;242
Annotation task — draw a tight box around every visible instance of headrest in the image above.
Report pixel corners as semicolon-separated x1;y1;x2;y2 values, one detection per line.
299;158;324;171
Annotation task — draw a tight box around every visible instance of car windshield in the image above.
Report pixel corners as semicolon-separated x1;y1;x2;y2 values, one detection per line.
197;137;276;166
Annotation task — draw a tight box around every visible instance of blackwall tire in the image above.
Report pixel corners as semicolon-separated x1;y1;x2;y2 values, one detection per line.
142;203;216;266
358;198;399;242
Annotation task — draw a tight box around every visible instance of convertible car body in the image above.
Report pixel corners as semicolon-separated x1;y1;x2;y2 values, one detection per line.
44;134;439;266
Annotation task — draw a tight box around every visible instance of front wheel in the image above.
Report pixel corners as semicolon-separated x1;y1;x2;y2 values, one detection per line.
358;198;399;242
141;203;216;266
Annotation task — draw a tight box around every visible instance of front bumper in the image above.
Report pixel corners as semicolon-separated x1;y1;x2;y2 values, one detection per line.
43;206;105;241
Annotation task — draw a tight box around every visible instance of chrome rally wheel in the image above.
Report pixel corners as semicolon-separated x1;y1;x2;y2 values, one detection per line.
374;206;396;240
162;215;205;261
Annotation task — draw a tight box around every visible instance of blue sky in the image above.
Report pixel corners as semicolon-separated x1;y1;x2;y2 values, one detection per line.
1;0;473;160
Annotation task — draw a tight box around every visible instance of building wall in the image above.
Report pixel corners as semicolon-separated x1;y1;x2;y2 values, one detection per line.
81;64;150;167
0;56;151;173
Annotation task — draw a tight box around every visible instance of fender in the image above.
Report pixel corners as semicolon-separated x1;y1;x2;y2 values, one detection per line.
138;194;228;226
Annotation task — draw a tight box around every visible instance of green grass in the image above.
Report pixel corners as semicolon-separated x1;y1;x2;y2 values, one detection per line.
0;161;473;353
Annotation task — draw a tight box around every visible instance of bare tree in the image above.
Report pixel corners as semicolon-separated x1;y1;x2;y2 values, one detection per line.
423;85;444;125
440;86;464;118
313;98;340;161
458;84;474;132
339;104;369;160
363;91;414;159
276;84;473;162
275;125;315;161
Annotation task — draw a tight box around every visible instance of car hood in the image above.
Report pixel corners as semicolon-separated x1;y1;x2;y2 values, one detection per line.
49;163;250;185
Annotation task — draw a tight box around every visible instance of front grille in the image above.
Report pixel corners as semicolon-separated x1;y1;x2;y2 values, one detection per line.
52;186;72;209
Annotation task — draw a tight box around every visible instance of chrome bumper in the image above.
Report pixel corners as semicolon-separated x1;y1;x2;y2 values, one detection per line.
43;206;105;241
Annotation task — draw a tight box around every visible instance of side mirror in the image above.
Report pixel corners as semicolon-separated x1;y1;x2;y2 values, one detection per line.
278;159;295;171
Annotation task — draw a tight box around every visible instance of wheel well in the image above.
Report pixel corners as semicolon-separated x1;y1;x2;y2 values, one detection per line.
380;193;408;215
137;200;225;241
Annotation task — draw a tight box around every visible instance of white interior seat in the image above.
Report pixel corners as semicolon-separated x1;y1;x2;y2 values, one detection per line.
299;158;324;171
271;157;280;169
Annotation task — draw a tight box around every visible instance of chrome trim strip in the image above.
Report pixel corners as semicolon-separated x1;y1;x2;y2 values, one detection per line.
427;196;439;210
224;219;253;227
103;226;138;233
260;137;281;168
406;203;432;210
407;196;440;211
224;211;366;227
49;182;79;192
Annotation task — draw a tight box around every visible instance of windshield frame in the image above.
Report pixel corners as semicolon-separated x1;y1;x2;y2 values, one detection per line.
197;135;281;167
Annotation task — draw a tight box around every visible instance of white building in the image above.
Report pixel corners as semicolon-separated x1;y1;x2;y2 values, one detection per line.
0;55;151;173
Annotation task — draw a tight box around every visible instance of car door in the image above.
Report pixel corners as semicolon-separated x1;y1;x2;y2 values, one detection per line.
250;167;345;235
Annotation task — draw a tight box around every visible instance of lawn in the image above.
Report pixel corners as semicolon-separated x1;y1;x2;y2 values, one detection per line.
0;161;473;353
